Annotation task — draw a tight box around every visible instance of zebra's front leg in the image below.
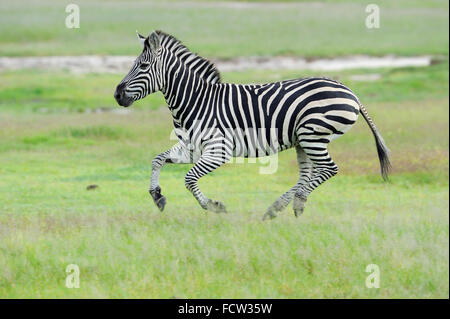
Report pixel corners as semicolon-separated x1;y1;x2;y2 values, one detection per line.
184;149;230;214
149;143;190;212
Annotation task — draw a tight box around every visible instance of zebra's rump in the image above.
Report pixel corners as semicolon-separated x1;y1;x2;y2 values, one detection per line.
218;77;361;157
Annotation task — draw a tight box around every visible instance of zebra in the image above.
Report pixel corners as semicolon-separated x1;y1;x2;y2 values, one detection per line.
114;30;391;220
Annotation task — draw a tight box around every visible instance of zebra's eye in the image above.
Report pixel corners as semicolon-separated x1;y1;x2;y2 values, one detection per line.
139;63;150;70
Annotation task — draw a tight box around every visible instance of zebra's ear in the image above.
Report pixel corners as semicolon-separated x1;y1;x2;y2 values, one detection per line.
146;31;160;52
136;30;146;48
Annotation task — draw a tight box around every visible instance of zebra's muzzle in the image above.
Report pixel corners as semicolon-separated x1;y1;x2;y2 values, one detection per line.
114;83;134;107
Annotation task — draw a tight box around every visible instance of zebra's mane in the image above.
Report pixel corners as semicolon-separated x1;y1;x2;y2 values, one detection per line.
156;31;221;84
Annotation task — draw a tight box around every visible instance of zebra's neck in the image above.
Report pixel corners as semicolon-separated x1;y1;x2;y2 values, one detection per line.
160;51;217;128
153;31;221;129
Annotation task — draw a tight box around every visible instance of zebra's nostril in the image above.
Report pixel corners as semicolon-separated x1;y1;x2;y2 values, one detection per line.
114;83;133;107
114;83;126;100
115;83;127;100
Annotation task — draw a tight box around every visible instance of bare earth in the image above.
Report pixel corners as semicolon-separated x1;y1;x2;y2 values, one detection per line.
0;55;433;74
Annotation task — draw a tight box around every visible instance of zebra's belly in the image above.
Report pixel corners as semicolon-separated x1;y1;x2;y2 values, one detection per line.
230;132;295;158
232;146;292;158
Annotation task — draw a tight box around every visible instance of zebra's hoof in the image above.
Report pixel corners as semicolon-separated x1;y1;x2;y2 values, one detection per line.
262;210;277;221
155;196;167;212
150;186;166;212
293;207;304;217
207;200;227;213
293;194;307;217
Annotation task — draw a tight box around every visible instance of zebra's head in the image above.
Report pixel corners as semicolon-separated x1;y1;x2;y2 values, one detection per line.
114;31;162;107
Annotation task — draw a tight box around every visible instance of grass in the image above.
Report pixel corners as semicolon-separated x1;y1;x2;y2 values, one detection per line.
0;63;448;298
0;181;447;298
0;0;448;57
0;0;448;299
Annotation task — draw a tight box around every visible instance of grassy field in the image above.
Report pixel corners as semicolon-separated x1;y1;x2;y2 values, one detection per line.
0;0;448;298
0;0;448;57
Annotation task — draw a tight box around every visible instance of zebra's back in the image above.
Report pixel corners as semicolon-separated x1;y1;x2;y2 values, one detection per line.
216;77;361;157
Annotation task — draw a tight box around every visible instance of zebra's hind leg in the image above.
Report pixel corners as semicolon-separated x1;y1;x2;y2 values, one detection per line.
262;145;313;220
293;140;338;217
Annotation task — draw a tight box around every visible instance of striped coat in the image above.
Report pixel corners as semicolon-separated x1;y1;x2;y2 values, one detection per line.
114;30;390;219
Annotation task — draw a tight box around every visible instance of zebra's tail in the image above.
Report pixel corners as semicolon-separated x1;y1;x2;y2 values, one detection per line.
359;104;391;181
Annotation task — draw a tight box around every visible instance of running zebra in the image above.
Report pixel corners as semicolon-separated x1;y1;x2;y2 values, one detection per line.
114;31;391;220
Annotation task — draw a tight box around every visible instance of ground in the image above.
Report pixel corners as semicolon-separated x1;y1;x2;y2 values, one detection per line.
0;0;448;298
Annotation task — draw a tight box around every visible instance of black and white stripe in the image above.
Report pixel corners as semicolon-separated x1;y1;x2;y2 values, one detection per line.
114;31;391;219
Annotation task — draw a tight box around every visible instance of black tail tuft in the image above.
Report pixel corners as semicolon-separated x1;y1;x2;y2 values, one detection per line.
374;131;391;181
360;104;391;181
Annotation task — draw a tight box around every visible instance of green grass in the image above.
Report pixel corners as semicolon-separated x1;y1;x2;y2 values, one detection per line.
0;0;448;57
0;0;448;299
0;65;448;297
0;179;447;298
